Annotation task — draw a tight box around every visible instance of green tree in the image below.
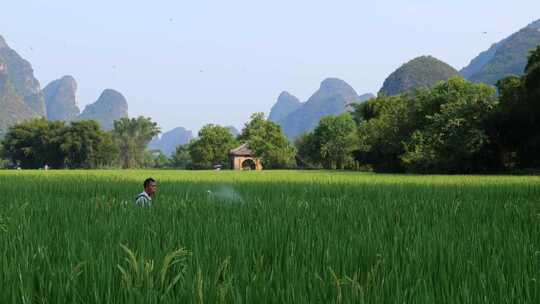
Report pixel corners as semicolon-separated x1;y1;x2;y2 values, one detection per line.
0;144;9;169
400;78;498;173
61;120;118;168
113;117;160;168
239;113;296;169
310;113;358;169
171;144;193;169
189;124;237;169
1;118;66;168
495;46;540;169
352;94;421;172
294;132;320;169
143;150;171;168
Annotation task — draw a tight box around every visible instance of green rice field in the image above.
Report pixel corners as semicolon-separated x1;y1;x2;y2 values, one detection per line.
0;170;539;303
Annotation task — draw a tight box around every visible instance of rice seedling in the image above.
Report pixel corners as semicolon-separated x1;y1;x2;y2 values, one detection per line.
0;170;538;303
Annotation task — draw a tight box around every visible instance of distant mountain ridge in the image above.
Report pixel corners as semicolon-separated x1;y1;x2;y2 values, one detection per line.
274;78;374;139
461;19;540;84
0;35;131;135
44;76;80;121
0;35;45;117
77;89;129;130
3;19;540;138
380;56;459;96
268;91;302;123
149;127;193;156
0;59;38;137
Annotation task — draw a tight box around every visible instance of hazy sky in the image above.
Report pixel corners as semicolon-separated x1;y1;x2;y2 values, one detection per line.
1;1;539;133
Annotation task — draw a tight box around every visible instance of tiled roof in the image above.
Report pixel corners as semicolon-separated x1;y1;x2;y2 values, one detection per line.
229;143;253;156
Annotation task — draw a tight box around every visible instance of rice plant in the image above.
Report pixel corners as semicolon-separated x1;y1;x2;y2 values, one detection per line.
0;170;538;303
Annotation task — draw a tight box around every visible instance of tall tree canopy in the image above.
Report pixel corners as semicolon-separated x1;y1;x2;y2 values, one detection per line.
61;120;118;168
189;124;237;169
351;94;421;172
171;144;193;169
1;118;66;168
400;78;498;173
113;117;160;168
239;113;295;169
309;113;358;169
495;46;540;169
1;118;117;169
353;77;500;173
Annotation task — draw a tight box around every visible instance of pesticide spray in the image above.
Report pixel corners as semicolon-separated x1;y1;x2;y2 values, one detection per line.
206;185;244;204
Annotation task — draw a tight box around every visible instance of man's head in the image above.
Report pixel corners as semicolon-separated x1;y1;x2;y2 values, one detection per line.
144;178;157;197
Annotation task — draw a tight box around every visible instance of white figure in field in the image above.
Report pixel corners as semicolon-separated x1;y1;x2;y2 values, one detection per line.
135;178;157;207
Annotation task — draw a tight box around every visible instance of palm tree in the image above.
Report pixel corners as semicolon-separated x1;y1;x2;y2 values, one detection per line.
113;117;160;168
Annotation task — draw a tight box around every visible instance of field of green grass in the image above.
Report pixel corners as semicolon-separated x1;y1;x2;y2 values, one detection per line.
0;170;539;303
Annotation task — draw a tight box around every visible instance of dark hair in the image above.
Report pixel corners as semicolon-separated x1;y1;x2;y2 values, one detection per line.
144;178;156;188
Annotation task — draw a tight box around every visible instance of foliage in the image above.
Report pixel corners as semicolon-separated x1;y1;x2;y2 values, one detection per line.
0;170;539;303
0;144;9;169
189;124;237;169
1;118;66;168
1;118;120;169
297;113;357;169
352;94;421;172
495;46;540;169
354;77;502;173
113;117;161;169
0;159;8;169
171;144;193;169
401;78;499;173
61;120;118;168
239;113;296;169
117;244;191;302
294;133;320;169
143;150;171;169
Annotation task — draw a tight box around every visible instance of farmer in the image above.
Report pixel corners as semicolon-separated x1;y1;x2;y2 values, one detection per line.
135;178;157;206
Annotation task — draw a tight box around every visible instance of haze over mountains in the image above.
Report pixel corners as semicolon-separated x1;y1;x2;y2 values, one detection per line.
43;75;79;121
265;19;540;139
0;35;129;134
269;79;374;139
1;18;540;151
0;36;44;137
149;127;193;156
460;19;540;84
77;89;128;130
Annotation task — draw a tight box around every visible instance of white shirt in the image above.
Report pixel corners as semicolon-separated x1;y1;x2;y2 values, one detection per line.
135;191;152;207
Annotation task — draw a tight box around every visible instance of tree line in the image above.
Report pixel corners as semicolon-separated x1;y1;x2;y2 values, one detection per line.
0;117;160;169
2;46;539;173
0;113;296;170
171;113;295;169
297;46;540;173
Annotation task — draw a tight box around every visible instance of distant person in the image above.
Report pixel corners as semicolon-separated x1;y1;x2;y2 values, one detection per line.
135;178;157;207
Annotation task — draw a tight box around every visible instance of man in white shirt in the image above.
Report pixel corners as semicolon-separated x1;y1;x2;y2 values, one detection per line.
135;178;157;207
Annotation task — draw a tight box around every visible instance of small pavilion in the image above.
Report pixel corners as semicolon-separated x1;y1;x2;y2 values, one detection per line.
229;143;263;170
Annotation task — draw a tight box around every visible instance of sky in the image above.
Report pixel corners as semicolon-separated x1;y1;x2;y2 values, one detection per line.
1;0;539;134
